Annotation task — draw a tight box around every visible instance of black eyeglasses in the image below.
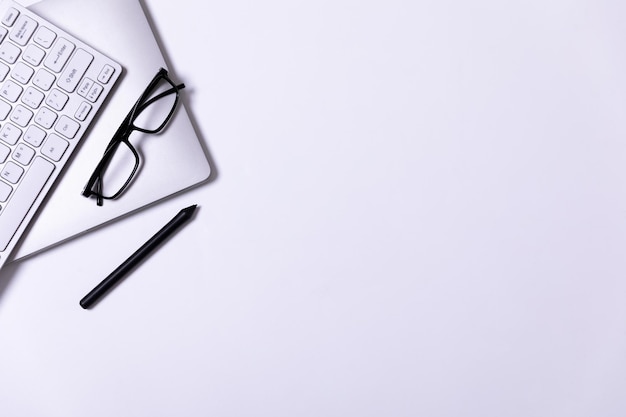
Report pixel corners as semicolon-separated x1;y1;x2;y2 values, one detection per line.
82;68;185;206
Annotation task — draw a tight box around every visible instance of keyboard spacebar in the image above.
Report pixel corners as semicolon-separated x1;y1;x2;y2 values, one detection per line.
0;157;54;251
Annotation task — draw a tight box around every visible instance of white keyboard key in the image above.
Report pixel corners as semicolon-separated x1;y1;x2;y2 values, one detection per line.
77;77;93;97
12;143;34;165
0;26;7;43
23;44;44;66
33;68;55;90
74;101;91;121
34;106;56;128
9;14;37;46
0;157;54;251
23;125;45;147
0;79;22;102
0;180;11;202
98;65;115;83
87;82;103;102
0;42;20;64
44;37;74;73
45;88;68;110
22;86;44;109
11;61;34;84
41;133;68;161
0;123;21;145
1;160;23;184
55;115;79;139
10;104;33;127
0;99;11;120
2;7;19;26
0;142;9;162
58;48;93;93
33;26;56;48
0;62;8;82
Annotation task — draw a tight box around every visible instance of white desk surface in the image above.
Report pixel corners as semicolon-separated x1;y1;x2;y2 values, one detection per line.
2;0;626;415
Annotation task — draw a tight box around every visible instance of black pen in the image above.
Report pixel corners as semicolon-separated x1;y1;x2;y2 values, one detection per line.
80;204;198;309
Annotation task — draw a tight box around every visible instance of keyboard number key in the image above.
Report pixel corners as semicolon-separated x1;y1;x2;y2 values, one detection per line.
41;133;68;162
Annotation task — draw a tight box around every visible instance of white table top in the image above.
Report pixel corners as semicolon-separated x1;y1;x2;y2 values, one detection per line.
2;0;626;415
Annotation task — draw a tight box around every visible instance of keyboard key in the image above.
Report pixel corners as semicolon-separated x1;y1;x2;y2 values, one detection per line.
22;86;44;109
10;104;33;127
55;115;79;139
23;44;44;66
74;101;91;121
23;125;45;147
2;7;19;26
33;26;56;48
87;82;103;102
77;77;93;97
0;79;22;102
33;68;55;90
11;61;34;84
45;88;68;111
41;133;68;161
12;143;35;165
0;99;11;120
0;180;10;202
98;65;115;83
0;157;54;251
0;42;20;64
9;15;37;46
1;160;23;184
0;123;21;145
44;37;74;73
34;106;57;128
0;142;9;162
0;26;7;43
0;62;8;82
58;49;93;93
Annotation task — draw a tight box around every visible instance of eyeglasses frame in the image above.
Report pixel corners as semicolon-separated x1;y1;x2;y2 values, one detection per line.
82;67;185;206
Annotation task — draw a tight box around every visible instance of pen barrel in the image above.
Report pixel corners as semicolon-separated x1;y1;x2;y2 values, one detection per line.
80;205;196;309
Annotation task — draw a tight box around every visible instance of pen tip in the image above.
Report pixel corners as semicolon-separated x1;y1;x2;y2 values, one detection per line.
182;204;198;215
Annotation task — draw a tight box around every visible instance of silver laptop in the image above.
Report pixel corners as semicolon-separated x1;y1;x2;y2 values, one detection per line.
12;0;211;259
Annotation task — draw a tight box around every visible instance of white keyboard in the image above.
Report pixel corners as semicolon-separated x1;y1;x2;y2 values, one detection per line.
0;0;121;271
